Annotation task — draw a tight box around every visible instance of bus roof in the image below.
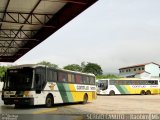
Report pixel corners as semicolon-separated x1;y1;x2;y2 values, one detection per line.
117;78;143;80
8;64;95;76
97;78;159;81
9;64;45;69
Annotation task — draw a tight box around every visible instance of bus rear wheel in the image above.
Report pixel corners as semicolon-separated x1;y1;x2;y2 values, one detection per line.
146;90;151;95
82;94;88;104
45;95;54;108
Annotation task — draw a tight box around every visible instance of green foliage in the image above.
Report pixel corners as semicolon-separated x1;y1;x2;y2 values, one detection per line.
83;62;103;76
96;74;120;79
0;66;8;79
63;64;82;72
37;61;58;68
81;61;86;71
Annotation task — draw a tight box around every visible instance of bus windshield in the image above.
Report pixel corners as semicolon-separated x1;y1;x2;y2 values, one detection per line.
97;80;108;90
4;68;33;90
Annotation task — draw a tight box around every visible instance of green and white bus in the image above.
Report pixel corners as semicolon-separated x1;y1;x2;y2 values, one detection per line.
96;78;159;95
2;64;96;107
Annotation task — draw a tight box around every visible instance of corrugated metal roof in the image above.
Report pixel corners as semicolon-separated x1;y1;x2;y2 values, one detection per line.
0;0;98;62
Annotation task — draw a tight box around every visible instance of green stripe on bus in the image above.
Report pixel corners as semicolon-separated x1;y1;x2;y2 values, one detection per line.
57;83;73;103
121;85;130;94
63;84;73;102
115;85;129;94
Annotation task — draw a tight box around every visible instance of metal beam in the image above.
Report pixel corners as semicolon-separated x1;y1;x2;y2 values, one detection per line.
0;39;38;41
0;47;30;49
0;11;53;15
0;29;38;39
1;0;43;56
42;0;87;5
14;0;98;61
0;21;56;28
0;0;98;61
0;12;53;25
0;0;10;29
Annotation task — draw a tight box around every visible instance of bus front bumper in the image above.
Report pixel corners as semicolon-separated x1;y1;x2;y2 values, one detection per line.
2;98;34;105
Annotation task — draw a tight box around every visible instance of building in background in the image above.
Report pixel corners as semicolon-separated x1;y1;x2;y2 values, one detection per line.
119;62;160;79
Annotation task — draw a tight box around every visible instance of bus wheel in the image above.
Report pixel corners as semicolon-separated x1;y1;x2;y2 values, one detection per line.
140;90;145;95
146;90;151;95
109;90;115;96
45;95;54;108
82;94;88;104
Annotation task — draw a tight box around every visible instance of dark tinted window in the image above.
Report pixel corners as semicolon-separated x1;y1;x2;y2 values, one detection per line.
90;77;95;85
58;72;68;82
35;67;46;89
68;73;76;83
82;76;90;84
75;74;81;84
47;69;57;82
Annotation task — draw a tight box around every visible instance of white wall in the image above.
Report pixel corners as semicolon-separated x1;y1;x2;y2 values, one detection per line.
145;63;160;77
135;72;151;79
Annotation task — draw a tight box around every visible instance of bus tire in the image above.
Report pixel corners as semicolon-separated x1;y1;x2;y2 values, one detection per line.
45;94;54;108
82;94;88;104
109;90;115;96
146;90;151;95
140;90;145;95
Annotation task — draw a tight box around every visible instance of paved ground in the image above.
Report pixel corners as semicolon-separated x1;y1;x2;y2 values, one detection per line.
69;95;160;114
1;95;160;119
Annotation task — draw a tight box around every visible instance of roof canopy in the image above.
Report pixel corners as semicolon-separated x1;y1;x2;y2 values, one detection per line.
0;0;98;62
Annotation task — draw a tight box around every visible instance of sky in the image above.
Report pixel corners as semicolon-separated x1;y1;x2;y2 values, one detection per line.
1;0;160;74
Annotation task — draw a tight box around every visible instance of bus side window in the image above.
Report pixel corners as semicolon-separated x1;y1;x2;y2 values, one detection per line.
82;76;87;84
71;74;75;83
82;76;89;84
147;81;152;85
47;69;53;82
53;71;57;81
47;69;57;82
58;72;68;82
155;80;158;85
90;77;95;85
76;74;81;84
86;77;90;84
140;80;144;85
110;80;115;85
68;74;72;83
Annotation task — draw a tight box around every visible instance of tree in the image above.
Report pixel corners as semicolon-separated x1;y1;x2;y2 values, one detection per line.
83;62;103;76
81;61;86;71
96;74;119;79
0;66;8;79
63;64;82;72
37;61;58;68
